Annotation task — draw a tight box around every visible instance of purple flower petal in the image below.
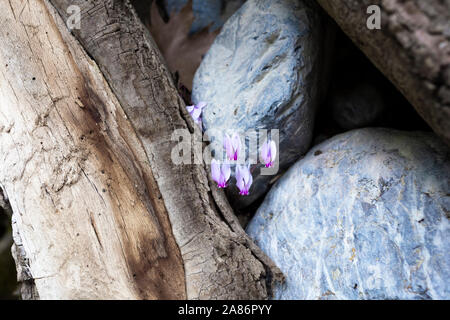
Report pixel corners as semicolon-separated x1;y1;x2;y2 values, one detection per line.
187;102;207;128
212;159;230;188
191;107;202;120
231;133;241;160
235;164;252;195
245;171;253;193
260;141;269;164
197;101;207;110
221;163;231;182
186;105;195;115
223;133;241;161
211;159;221;184
260;140;276;168
235;165;245;192
224;134;234;160
269;140;277;161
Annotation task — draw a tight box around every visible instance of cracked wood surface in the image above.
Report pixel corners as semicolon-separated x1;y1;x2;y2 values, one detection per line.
0;0;282;299
315;0;450;146
0;0;185;299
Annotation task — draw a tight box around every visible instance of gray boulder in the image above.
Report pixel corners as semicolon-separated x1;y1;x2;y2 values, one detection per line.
247;128;450;299
192;0;331;208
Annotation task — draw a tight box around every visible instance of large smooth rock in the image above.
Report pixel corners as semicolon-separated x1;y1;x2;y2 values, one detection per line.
247;128;450;299
192;0;331;208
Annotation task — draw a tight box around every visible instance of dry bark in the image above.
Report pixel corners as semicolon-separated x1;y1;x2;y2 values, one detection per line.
315;0;450;146
0;0;282;299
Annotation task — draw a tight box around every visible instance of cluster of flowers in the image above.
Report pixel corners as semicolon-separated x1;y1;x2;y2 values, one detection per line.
187;102;277;196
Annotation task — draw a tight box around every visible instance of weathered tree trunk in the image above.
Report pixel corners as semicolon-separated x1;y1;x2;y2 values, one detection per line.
0;0;282;299
315;0;450;146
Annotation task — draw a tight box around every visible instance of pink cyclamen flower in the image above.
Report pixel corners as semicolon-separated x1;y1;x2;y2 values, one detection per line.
211;159;231;188
224;133;241;161
186;101;207;126
235;164;253;196
260;140;277;168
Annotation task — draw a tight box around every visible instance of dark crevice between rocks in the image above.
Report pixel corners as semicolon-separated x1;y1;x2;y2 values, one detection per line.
0;189;19;300
132;0;169;26
313;27;432;144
